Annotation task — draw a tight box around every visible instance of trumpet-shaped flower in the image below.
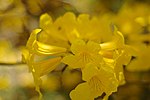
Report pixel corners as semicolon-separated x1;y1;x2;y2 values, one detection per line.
100;27;133;84
70;64;118;100
22;29;67;99
62;39;102;69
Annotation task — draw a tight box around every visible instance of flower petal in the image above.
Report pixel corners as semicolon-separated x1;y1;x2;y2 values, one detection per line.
86;40;101;53
82;64;99;81
62;54;82;69
33;57;62;77
40;13;53;29
71;39;86;54
34;41;67;55
98;66;118;98
100;26;124;50
26;29;41;50
70;82;93;100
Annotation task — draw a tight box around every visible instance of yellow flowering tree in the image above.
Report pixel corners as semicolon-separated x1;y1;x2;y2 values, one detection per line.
22;12;133;100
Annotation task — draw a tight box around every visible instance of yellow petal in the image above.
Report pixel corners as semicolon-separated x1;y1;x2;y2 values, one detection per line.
21;47;29;63
40;13;53;29
26;29;41;50
26;28;67;56
62;54;82;69
34;41;67;55
71;39;86;54
82;64;99;81
86;40;101;53
71;39;101;54
70;83;94;100
100;26;124;50
77;14;90;24
98;67;118;96
31;57;62;100
62;12;76;28
33;57;62;77
25;53;35;72
67;29;80;43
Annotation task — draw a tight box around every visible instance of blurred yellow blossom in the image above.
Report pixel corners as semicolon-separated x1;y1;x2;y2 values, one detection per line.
0;0;39;48
0;40;21;63
113;3;150;35
113;2;150;72
0;76;10;90
42;73;61;91
61;68;82;91
126;44;150;71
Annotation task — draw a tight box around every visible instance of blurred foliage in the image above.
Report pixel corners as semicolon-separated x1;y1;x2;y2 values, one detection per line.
0;0;150;100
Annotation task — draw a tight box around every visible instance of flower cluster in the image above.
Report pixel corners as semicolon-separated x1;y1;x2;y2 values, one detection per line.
22;12;133;100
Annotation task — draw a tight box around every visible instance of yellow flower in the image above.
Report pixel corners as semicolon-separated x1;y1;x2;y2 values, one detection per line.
100;27;133;84
70;64;118;100
23;12;132;100
62;39;102;69
63;26;130;99
113;3;150;35
22;29;67;99
126;44;150;71
113;2;150;72
38;12;113;46
38;13;74;49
